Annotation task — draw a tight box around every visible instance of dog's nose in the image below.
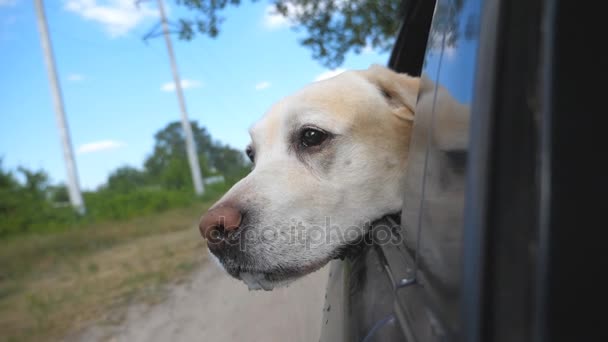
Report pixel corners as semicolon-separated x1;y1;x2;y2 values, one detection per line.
199;204;242;244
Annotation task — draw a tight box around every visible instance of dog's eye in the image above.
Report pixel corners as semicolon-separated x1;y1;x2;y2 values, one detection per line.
300;128;328;148
245;145;255;163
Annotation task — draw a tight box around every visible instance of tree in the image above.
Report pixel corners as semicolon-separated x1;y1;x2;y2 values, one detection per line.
48;184;70;203
174;0;404;68
144;121;213;181
0;159;19;217
210;142;250;183
0;159;18;191
17;166;49;200
144;120;250;190
0;164;61;236
105;166;148;193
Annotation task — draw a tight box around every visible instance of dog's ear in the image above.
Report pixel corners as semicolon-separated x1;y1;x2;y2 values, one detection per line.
362;64;420;122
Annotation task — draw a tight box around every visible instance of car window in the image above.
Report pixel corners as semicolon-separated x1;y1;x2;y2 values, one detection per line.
396;0;482;338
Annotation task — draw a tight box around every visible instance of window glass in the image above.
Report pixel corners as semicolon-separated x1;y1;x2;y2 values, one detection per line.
400;0;482;332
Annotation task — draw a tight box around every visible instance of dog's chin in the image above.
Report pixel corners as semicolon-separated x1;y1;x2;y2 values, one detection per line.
215;256;330;291
209;242;368;291
214;264;305;291
237;271;298;291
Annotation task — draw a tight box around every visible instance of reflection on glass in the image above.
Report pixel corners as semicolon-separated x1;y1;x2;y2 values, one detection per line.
400;0;480;335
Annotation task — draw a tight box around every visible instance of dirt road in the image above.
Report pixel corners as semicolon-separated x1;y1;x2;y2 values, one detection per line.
71;261;330;342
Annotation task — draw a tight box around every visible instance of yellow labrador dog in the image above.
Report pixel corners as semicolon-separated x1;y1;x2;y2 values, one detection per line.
199;65;419;290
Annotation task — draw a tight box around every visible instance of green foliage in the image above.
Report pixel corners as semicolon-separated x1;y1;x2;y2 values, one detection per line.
144;120;250;188
0;120;250;239
173;0;475;68
84;182;229;221
47;184;70;203
0;165;80;237
144;121;214;180
17;167;49;198
174;0;403;68
105;166;148;193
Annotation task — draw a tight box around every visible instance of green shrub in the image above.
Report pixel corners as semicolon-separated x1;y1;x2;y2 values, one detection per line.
0;179;233;238
0;119;250;238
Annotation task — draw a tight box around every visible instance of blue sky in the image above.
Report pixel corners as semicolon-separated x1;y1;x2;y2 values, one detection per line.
0;0;390;190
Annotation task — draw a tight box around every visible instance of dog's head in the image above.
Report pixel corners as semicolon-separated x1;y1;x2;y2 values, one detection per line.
199;65;419;290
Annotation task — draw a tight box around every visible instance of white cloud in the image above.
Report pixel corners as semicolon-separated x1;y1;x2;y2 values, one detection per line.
77;140;125;155
444;45;456;59
160;79;202;92
0;0;18;7
362;43;375;54
64;0;157;38
263;4;302;30
67;73;85;82
314;68;346;82
263;2;346;30
254;81;271;90
263;5;289;29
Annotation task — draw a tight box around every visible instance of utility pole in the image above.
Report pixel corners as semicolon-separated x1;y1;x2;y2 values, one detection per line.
34;0;86;214
156;0;205;195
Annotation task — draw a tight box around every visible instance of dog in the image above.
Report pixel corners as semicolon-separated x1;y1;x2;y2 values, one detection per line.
199;65;420;290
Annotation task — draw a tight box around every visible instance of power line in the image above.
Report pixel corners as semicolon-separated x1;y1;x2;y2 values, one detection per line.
154;0;205;195
33;0;85;214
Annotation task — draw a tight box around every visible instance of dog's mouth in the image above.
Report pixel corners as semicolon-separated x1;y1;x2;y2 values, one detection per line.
237;270;299;291
215;252;329;291
222;265;306;291
226;245;364;290
208;218;394;291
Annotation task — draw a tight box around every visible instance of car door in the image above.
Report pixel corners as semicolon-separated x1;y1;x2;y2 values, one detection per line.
320;0;602;340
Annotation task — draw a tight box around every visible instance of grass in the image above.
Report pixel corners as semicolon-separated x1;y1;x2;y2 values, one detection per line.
0;200;216;342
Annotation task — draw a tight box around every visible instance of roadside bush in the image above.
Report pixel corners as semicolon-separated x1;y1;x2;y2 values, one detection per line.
0;169;233;238
0;119;250;238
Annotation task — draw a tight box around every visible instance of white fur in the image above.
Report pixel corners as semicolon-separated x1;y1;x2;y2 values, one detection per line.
206;65;420;290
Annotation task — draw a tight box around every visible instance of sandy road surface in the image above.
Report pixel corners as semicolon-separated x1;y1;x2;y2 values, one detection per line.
70;262;330;342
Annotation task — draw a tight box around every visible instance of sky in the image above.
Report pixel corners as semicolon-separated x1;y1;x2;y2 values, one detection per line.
0;0;390;190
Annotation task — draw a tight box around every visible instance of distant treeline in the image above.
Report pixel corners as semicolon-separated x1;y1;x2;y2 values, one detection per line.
0;121;250;238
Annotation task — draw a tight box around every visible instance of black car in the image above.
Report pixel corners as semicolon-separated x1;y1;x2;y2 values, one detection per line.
319;0;604;341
